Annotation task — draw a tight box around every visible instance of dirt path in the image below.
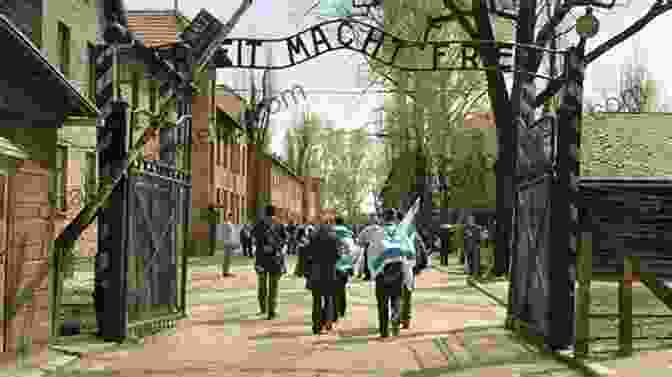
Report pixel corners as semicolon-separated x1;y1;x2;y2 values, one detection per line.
70;258;581;377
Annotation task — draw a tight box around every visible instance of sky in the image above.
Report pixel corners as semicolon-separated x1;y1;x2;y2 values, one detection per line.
125;0;672;213
123;0;672;121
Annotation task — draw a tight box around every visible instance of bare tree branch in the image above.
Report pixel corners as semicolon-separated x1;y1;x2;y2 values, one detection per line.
444;0;479;38
586;1;672;64
530;1;573;73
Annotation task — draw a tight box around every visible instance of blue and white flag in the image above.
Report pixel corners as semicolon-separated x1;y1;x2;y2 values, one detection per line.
366;197;422;281
333;224;356;274
396;197;421;289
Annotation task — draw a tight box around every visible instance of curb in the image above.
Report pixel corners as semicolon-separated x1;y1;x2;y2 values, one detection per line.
39;352;80;375
466;277;507;307
0;350;81;377
467;277;614;377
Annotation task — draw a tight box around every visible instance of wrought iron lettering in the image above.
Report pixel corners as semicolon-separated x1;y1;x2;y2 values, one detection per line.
220;19;565;79
236;39;244;67
433;44;449;71
310;26;332;55
361;27;384;58
460;45;480;70
337;20;355;47
246;39;263;67
287;34;312;65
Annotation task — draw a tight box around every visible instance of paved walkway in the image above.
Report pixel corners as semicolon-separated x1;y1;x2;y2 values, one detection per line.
44;255;586;377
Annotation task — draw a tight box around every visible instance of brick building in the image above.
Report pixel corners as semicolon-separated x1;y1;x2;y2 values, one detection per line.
124;10;325;257
0;2;99;358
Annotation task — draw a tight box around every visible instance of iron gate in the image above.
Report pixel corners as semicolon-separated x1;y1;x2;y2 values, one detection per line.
509;173;553;340
126;158;189;334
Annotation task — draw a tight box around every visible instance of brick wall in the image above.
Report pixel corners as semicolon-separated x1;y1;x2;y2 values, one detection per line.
6;159;52;352
190;95;212;243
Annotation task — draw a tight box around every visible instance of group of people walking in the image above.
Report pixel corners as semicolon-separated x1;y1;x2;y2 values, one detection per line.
242;204;431;339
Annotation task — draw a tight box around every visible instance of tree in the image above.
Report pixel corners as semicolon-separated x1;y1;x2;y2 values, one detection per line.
284;111;323;177
355;1;492;221
586;44;667;116
303;0;672;276
314;127;377;221
426;0;672;277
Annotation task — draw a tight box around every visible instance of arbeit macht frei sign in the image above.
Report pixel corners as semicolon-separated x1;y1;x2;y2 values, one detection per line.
220;19;565;80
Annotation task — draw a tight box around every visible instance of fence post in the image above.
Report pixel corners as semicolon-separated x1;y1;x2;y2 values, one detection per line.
618;255;633;356
96;100;130;342
574;226;592;357
550;45;583;350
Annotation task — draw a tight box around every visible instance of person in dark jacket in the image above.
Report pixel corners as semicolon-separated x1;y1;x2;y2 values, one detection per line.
304;220;342;334
240;223;253;258
293;226;310;277
463;215;482;276
251;205;285;320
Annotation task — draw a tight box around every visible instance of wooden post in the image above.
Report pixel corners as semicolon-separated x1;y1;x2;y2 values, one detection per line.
618;255;633;356
574;229;592;357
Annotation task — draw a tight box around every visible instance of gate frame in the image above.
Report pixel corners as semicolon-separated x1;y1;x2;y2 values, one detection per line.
93;15;582;347
218;18;581;350
503;45;584;351
93;40;193;341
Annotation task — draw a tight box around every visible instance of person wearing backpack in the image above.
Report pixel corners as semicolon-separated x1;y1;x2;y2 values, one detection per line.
251;205;285;320
304;220;342;334
358;208;405;339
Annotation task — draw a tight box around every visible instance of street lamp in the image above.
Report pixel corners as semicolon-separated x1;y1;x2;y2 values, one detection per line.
576;7;600;40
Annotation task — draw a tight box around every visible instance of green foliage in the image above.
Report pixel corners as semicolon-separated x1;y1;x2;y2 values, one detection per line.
446;127;496;208
285;111;322;177
312;127;378;218
364;1;495;208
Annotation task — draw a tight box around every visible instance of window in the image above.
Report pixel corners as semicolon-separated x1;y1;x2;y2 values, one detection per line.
223;143;229;169
84;151;96;204
55;146;67;210
87;43;96;100
217;140;222;166
57;22;71;77
130;71;140;131
0;175;7;253
149;81;157;113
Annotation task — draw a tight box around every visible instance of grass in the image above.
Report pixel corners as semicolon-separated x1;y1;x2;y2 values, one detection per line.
58;249;262;334
472;260;672;361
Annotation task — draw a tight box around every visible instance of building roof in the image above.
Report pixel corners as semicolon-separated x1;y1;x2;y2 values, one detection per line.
0;15;99;119
464;112;496;129
127;10;180;48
